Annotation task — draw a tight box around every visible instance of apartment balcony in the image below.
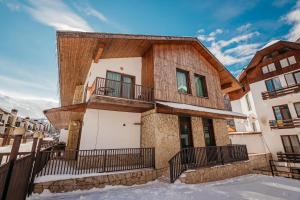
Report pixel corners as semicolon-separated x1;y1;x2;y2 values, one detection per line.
269;119;300;129
88;77;154;112
261;84;300;100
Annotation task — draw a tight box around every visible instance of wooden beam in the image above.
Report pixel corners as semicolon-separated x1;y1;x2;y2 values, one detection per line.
221;82;232;90
93;42;105;63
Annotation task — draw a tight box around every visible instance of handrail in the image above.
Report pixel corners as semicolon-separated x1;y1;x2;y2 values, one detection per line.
168;145;248;183
90;77;154;102
269;118;300;129
262;84;300;100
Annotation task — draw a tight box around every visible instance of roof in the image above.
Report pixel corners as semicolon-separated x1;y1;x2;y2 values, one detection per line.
156;101;247;119
57;31;241;106
239;40;300;81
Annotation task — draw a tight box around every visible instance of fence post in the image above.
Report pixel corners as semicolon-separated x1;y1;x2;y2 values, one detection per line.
1;135;22;200
219;146;224;165
103;150;107;172
27;138;42;196
269;160;274;177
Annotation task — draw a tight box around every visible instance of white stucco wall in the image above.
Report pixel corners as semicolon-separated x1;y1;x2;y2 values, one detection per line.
80;109;141;150
229;134;267;154
84;57;142;100
231;70;300;156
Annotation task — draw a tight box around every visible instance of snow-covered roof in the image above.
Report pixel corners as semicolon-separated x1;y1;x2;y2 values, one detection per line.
156;101;246;119
260;40;280;50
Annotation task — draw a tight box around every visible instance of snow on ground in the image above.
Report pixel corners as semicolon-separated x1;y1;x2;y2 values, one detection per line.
28;175;300;200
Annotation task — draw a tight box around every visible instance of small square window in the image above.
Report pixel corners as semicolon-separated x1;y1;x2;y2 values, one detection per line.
280;58;289;68
262;66;269;74
268;63;276;72
288;56;296;65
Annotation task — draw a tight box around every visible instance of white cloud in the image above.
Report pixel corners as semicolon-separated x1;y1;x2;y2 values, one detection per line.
284;0;300;41
25;0;94;32
236;23;252;32
75;4;108;23
197;29;261;66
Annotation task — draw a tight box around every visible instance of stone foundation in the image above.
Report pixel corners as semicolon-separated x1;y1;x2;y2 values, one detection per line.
179;153;272;184
34;169;160;193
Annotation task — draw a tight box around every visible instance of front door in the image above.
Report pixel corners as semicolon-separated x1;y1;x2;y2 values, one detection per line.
179;116;193;149
202;118;217;164
179;116;194;165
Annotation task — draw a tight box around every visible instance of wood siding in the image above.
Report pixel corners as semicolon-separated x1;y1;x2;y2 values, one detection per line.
149;44;224;109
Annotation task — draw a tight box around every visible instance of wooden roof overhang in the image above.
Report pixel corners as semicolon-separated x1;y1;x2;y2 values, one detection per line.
57;31;242;106
239;41;300;81
155;101;247;120
43;103;87;129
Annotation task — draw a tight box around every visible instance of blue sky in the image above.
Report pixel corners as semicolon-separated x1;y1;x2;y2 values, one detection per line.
0;0;299;103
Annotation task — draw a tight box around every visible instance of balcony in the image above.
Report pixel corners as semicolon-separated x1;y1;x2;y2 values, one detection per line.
269;119;300;129
262;84;300;100
90;77;154;102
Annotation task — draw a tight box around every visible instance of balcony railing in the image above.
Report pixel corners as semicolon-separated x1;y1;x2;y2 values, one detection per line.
90;77;154;102
269;119;300;129
169;145;248;183
262;84;300;100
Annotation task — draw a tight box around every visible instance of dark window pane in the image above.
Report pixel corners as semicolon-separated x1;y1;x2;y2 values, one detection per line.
177;70;189;94
245;94;252;111
273;106;282;120
265;79;274;92
294;103;300;117
195;75;207;97
282;136;293;153
281;105;292;120
290;135;300;153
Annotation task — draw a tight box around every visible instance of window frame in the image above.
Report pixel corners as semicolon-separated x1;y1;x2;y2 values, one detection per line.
294;102;300;118
194;73;208;98
281;135;300;153
261;63;276;74
264;77;282;92
176;68;191;94
284;70;300;86
245;94;252;111
272;104;292;121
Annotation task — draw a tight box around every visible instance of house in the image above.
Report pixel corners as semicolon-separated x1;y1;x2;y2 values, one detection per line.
44;31;255;182
228;40;300;156
0;108;10;134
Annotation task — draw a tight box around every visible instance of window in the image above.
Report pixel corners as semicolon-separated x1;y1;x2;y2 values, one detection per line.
265;77;282;92
273;104;292;121
0;114;2;121
176;69;190;94
281;135;300;153
280;58;289;68
106;71;135;98
245;94;252;111
288;56;296;65
194;74;208;97
294;102;300;117
262;63;276;74
280;56;296;68
284;71;300;86
251;122;257;132
15;122;20;127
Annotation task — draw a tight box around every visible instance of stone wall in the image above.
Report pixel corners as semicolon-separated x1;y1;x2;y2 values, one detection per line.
179;153;272;184
213;119;230;146
66;121;82;156
191;117;205;147
141;110;180;170
34;169;158;194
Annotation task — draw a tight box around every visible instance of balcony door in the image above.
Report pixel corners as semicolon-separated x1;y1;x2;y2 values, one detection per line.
273;105;292;121
281;135;300;153
203;118;216;147
106;71;135;99
179;116;193;149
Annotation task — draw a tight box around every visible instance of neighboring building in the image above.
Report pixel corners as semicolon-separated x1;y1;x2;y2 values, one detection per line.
44;31;246;176
0;108;10;134
228;40;300;156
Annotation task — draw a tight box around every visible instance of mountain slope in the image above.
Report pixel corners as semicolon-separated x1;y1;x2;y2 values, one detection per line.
0;94;58;119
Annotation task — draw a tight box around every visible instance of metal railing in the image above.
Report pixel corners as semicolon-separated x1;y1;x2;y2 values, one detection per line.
169;145;248;183
35;148;155;177
277;152;300;162
262;84;300;100
90;77;154;102
269;119;300;129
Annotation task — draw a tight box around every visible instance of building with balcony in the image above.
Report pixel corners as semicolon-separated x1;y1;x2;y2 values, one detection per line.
228;40;300;156
43;31;253;182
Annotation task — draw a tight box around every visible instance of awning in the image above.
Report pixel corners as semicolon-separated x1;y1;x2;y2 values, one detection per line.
43;103;87;129
155;101;247;119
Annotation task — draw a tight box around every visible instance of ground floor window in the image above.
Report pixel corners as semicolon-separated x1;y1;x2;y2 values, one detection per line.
179;116;193;148
281;135;300;153
202;118;216;147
